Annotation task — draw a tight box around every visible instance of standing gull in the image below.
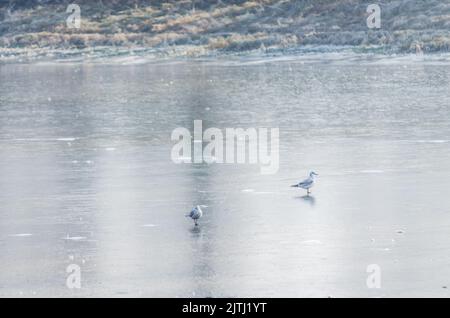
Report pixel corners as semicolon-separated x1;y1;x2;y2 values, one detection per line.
186;205;203;226
291;172;318;195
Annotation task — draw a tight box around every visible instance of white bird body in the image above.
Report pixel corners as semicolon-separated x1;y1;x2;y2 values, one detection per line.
292;172;318;195
186;205;203;226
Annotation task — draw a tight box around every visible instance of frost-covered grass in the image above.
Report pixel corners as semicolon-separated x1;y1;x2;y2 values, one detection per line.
0;0;449;61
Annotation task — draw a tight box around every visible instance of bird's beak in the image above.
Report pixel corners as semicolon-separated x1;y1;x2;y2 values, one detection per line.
199;205;208;208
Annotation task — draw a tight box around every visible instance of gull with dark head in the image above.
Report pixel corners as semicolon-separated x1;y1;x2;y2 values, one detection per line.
291;171;319;195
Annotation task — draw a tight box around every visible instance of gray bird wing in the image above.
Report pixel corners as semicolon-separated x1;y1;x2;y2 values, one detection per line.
299;179;313;187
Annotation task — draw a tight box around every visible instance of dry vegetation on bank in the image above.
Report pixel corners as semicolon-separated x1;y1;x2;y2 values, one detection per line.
1;0;450;60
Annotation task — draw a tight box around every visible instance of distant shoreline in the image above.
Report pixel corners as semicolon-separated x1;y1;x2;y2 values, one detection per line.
1;45;450;65
2;1;450;64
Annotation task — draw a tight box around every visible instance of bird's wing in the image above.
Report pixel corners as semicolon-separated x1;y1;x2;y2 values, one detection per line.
188;208;196;217
299;178;313;187
191;209;201;219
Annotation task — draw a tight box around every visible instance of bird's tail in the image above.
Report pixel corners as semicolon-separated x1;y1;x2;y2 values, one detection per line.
291;184;299;187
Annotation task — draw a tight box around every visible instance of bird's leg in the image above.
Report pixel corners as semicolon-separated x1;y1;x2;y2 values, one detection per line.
194;220;198;226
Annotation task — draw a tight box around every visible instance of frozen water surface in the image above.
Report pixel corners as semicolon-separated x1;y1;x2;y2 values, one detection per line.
1;57;450;297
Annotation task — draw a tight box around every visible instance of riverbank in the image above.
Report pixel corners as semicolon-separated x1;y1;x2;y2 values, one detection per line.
1;0;449;64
